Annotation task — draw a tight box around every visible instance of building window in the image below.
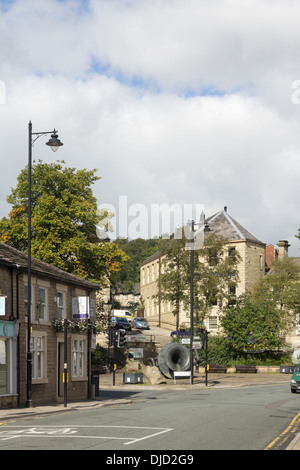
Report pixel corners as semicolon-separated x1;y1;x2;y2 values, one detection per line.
31;333;47;381
208;316;218;330
38;287;47;320
228;246;236;257
72;338;85;378
57;292;65;319
228;286;236;305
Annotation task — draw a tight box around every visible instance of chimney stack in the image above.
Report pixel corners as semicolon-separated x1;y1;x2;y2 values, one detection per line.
277;240;290;259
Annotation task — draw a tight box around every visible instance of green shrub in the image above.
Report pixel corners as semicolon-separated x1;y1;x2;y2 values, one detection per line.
173;335;293;367
91;345;107;366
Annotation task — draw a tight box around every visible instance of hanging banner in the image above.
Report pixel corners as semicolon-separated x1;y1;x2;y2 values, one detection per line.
72;296;90;320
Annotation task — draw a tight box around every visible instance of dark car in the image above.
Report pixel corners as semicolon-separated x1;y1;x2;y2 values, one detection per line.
112;316;131;331
131;317;149;330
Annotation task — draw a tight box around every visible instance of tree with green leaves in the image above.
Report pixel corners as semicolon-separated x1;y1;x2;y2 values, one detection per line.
221;257;300;351
155;230;240;329
221;293;284;351
0;160;128;282
154;232;189;330
191;233;240;323
111;237;160;292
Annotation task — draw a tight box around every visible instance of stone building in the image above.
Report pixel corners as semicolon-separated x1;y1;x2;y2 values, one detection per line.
140;208;266;332
0;242;99;409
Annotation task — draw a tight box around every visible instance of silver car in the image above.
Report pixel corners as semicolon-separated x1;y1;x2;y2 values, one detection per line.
132;317;149;330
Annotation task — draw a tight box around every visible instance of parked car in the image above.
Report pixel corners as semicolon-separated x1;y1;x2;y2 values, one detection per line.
111;316;131;331
291;362;300;393
132;317;150;330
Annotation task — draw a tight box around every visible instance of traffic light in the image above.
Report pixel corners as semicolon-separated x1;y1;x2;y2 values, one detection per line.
118;329;126;348
201;329;208;349
106;328;114;347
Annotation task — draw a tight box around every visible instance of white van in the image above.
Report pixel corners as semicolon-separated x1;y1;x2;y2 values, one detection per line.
111;309;133;323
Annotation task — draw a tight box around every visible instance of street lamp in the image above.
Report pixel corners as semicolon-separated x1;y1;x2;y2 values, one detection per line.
189;220;195;385
188;217;204;385
26;121;63;408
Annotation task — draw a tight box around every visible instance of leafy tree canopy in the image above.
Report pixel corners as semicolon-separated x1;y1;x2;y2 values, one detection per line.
221;258;300;351
111;237;160;292
0;160;128;282
155;231;241;329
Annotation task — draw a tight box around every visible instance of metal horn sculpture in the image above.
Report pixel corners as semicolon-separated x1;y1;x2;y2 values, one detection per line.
157;343;190;379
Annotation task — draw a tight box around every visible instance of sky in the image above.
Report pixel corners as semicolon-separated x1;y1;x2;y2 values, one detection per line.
1;0;300;255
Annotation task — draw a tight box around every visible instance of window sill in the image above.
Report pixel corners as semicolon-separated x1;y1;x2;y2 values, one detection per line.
71;375;88;382
32;378;49;385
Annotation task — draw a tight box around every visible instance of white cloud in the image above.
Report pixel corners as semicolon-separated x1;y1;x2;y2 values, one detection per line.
0;0;300;256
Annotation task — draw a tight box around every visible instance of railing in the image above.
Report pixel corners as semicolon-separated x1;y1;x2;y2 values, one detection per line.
126;333;156;342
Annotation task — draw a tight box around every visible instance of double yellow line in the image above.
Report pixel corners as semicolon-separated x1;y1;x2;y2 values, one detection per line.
265;412;300;450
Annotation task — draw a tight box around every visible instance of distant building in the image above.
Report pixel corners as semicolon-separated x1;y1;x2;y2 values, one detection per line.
112;283;141;309
140;208;266;332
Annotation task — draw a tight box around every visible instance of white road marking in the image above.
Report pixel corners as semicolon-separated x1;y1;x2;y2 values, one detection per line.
0;425;173;445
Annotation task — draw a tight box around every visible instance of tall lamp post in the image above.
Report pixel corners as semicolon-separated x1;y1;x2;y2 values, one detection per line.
26;121;63;408
188;217;204;386
189;220;195;385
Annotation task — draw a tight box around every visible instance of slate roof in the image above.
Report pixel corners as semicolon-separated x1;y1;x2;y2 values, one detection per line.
0;242;99;290
205;209;265;245
141;208;265;266
140;250;160;267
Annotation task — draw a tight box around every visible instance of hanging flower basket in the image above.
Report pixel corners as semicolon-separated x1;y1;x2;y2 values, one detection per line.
52;319;100;333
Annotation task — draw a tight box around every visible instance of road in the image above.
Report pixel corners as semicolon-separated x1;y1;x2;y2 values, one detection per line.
0;383;299;451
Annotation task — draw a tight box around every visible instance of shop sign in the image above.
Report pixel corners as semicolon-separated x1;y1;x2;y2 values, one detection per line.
0;320;16;338
72;296;90;319
128;348;144;359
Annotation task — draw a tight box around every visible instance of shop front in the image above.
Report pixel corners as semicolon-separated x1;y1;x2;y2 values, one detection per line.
0;320;18;408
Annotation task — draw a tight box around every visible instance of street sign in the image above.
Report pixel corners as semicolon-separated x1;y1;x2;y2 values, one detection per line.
128;348;144;359
180;338;203;349
126;335;146;342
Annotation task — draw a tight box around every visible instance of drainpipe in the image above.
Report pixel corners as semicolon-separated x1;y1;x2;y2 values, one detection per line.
16;269;22;407
9;267;15;321
87;290;93;400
